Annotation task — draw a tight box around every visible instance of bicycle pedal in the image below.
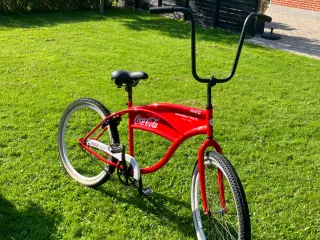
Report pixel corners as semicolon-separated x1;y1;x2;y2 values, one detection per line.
109;143;123;153
142;187;154;196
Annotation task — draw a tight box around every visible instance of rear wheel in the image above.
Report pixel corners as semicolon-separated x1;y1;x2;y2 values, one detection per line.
191;151;251;239
57;98;120;187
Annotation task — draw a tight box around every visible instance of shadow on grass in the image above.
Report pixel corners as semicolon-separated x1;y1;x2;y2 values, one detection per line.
0;7;240;45
0;9;115;29
118;14;241;44
98;186;195;237
0;194;61;239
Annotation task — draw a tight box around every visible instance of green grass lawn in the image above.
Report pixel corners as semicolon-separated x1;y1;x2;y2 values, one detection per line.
0;8;319;239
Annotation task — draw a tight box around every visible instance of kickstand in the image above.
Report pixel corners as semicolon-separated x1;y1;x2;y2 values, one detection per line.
138;176;143;195
138;176;154;197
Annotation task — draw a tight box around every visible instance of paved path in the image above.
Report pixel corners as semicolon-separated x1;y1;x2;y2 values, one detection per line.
247;5;320;60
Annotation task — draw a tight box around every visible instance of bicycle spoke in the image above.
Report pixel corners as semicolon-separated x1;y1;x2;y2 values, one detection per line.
202;213;234;240
210;207;238;239
206;216;224;240
215;215;235;237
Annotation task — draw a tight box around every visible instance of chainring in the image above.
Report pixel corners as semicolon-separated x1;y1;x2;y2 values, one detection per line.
116;162;136;186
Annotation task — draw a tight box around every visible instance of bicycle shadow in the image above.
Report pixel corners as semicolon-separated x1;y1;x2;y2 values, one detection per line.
98;185;195;237
0;194;62;239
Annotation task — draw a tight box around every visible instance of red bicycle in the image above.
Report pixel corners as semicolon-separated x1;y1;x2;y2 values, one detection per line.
57;7;271;240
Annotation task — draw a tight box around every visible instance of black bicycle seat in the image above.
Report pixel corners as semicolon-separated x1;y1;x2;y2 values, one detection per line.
111;70;148;87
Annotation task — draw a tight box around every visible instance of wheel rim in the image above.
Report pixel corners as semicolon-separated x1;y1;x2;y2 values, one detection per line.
59;103;112;185
192;159;240;240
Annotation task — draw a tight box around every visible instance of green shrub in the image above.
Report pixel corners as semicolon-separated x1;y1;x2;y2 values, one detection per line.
0;0;111;14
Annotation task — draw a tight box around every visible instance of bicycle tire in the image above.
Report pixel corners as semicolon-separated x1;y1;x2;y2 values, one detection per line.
191;151;251;240
57;98;120;187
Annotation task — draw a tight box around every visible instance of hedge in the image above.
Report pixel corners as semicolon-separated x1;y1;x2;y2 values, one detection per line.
0;0;112;14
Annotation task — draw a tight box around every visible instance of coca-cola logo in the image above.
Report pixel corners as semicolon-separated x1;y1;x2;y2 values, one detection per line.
190;109;202;115
134;115;160;129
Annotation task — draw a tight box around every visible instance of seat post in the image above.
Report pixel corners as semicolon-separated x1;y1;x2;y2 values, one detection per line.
126;85;134;156
125;85;133;108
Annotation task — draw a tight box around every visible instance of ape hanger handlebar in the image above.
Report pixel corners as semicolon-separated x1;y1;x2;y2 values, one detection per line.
149;7;272;86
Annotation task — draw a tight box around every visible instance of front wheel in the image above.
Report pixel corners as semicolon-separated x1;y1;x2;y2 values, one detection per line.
191;151;251;240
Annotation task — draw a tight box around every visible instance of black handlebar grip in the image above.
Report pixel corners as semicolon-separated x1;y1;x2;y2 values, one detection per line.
149;7;176;14
258;14;272;22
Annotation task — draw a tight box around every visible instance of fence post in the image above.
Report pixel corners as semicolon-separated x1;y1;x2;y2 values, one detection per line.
214;0;221;27
100;0;104;14
183;0;190;21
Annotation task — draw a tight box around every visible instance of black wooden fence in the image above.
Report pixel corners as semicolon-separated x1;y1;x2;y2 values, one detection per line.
216;0;259;32
117;0;260;33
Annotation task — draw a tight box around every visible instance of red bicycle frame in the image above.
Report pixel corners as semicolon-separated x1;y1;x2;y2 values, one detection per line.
79;94;225;215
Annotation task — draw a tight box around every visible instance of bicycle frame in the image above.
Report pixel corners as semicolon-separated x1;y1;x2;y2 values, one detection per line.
78;92;223;215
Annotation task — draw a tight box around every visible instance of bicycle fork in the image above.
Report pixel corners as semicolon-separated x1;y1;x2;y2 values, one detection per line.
197;138;226;215
199;95;226;215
